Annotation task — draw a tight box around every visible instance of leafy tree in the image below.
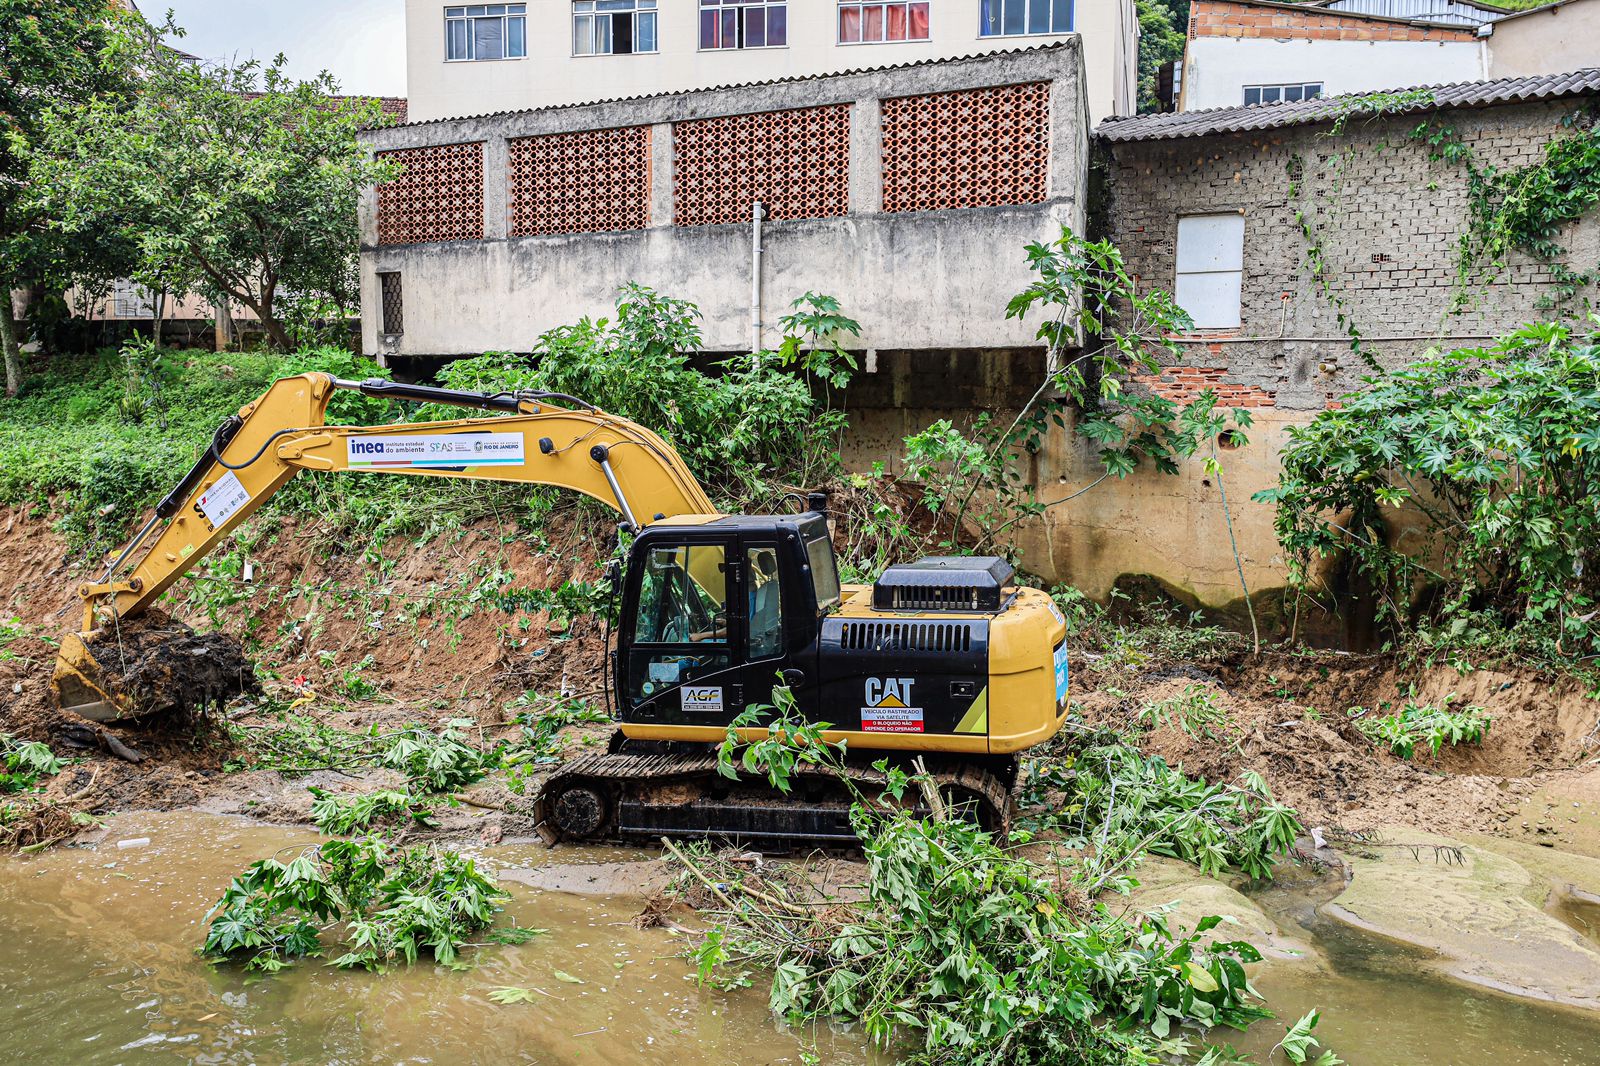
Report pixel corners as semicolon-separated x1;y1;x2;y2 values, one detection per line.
25;19;398;351
0;0;139;396
1136;0;1187;114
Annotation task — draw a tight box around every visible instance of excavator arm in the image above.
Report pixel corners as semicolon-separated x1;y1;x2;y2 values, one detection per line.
54;372;719;719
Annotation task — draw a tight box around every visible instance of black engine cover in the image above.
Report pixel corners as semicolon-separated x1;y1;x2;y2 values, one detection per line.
816;615;990;737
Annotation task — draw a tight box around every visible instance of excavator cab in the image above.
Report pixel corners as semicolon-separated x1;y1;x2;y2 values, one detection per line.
615;511;836;729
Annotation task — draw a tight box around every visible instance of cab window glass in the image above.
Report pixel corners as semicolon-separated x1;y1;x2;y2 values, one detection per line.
747;546;783;659
806;535;841;609
633;544;728;644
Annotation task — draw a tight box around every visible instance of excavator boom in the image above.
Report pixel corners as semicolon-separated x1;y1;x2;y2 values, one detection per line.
53;372;719;720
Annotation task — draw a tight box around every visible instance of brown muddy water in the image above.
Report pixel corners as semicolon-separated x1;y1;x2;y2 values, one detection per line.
5;812;1600;1065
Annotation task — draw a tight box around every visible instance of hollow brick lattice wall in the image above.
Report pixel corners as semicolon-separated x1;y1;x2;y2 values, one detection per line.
881;82;1051;213
376;141;485;246
509;126;652;237
673;104;852;226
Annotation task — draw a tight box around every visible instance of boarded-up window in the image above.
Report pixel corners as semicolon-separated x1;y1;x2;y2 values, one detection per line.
1175;214;1244;329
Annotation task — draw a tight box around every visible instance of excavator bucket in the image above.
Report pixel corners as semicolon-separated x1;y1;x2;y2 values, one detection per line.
50;611;258;722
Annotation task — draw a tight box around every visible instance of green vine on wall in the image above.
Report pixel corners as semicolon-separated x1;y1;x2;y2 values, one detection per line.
1286;90;1438;374
1412;107;1600;316
1287;151;1379;371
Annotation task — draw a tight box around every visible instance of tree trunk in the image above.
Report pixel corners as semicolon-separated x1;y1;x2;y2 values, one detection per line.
0;290;23;398
153;288;165;349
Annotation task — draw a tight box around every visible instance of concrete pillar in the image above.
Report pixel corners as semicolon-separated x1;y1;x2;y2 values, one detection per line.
649;121;674;228
482;137;509;239
849;96;883;216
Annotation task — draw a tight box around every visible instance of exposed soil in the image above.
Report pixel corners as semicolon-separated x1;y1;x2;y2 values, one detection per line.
1070;647;1600;851
5;497;1600;861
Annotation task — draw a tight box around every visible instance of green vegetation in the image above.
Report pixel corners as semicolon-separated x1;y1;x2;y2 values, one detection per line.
1137;684;1236;746
1259;319;1600;653
1352;695;1491;760
434;284;846;508
200;836;508;972
308;786;435;835
0;0;139;396
1413;109;1600;313
673;696;1312;1065
1;734;62;794
229;712;494;793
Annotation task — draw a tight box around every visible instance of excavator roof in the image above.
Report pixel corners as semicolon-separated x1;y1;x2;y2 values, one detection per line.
649;512;830;536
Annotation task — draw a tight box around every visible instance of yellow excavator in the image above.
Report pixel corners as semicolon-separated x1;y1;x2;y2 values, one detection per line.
52;372;1070;842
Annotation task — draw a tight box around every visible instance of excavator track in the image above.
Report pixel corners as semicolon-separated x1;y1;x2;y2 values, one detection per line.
532;742;1013;850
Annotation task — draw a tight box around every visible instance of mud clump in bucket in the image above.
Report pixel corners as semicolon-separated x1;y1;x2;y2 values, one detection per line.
76;610;259;718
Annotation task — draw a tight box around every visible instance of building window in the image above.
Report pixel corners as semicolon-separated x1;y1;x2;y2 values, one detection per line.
574;0;658;55
379;273;404;335
979;0;1072;37
1175;214;1244;330
1244;83;1322;106
838;2;929;43
111;278;155;319
445;5;527;61
701;0;787;48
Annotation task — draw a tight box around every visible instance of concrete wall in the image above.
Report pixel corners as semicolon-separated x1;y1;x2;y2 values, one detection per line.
1181;37;1484;109
404;0;1135;123
1097;96;1600;620
360;44;1089;358
1484;0;1600;79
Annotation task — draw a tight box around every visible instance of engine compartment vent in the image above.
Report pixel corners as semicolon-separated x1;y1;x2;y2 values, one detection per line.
839;620;974;653
872;556;1015;613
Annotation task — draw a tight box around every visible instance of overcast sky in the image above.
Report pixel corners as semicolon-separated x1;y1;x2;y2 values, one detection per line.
155;1;407;97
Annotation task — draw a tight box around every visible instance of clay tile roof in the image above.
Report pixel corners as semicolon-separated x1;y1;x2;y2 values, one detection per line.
1097;67;1600;143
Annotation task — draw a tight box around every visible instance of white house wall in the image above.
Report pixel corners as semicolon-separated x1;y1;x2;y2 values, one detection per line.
1181;36;1485;110
404;0;1135;123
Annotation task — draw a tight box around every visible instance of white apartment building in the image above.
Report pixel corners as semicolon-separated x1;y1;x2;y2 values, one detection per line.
405;0;1137;123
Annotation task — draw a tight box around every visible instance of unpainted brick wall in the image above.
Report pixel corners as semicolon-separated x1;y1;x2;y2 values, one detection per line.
1104;98;1600;412
1188;0;1477;42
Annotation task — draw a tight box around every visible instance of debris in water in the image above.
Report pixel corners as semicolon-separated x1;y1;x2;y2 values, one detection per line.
116;837;151;850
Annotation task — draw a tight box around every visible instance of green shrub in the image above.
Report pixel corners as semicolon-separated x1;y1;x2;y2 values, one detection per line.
1353;694;1491;760
1259;318;1600;651
434;284;844;506
1;735;62;794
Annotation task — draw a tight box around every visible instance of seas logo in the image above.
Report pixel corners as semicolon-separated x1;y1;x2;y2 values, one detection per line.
861;677;924;733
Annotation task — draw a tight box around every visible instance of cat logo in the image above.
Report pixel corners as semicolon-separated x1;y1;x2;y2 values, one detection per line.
861;677;924;733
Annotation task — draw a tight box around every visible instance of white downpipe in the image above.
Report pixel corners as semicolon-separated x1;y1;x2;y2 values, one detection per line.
750;200;765;370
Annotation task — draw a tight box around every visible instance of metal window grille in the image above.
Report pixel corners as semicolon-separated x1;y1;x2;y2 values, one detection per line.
375;141;485;245
112;278;154;319
379;272;404;335
509;125;652;237
673;104;851;227
573;0;658;55
881;83;1050;213
700;0;788;48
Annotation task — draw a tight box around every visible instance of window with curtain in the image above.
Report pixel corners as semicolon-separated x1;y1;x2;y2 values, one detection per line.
444;5;527;61
838;1;930;42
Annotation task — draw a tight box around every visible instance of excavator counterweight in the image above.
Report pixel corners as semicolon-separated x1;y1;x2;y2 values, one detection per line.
53;373;1070;846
